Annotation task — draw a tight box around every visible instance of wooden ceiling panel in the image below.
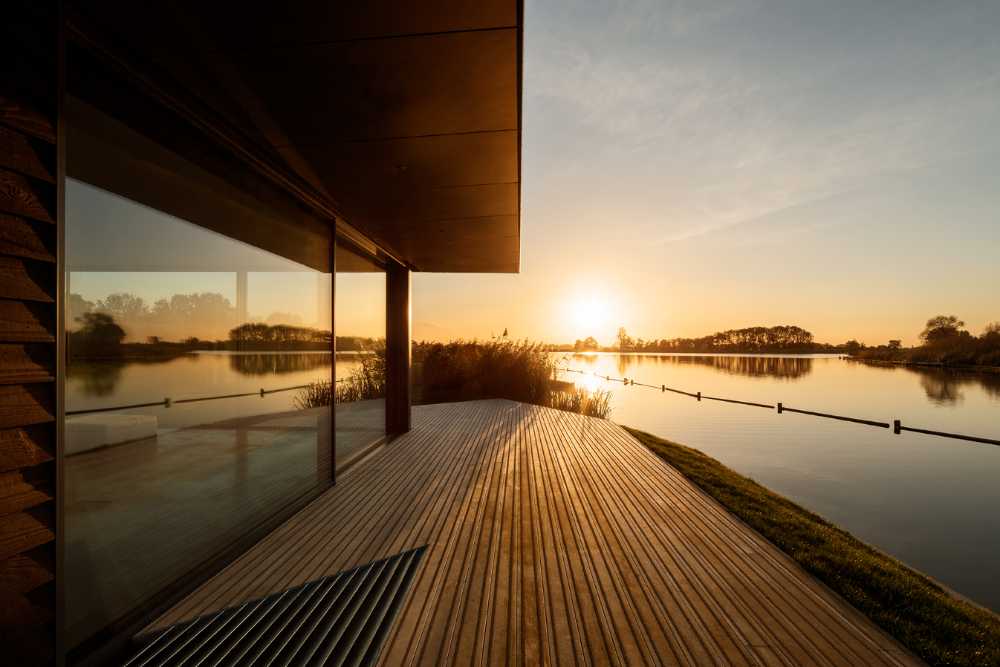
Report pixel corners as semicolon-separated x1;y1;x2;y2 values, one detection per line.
70;1;523;273
232;29;518;143
387;215;518;272
176;0;517;46
299;131;517;228
384;215;517;243
407;235;520;273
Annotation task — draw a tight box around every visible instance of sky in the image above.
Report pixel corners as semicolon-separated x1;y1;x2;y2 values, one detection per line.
412;0;1000;346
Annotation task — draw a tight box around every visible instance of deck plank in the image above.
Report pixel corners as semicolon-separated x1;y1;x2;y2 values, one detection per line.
146;400;923;666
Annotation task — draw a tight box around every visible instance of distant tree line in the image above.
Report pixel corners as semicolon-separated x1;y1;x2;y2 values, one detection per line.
67;291;381;358
68;291;238;343
853;315;1000;368
568;325;830;353
228;322;329;350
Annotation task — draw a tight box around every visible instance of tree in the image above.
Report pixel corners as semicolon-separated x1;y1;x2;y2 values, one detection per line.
983;322;1000;336
843;339;864;354
920;315;965;343
97;292;149;322
67;293;95;329
887;339;902;350
616;327;633;352
70;312;126;357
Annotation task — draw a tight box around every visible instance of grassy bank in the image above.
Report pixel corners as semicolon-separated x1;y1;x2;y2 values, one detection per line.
626;427;1000;666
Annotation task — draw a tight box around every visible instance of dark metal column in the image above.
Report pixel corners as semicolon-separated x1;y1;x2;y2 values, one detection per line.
385;259;411;436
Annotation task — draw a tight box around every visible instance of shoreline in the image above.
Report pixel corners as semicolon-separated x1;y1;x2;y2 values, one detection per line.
849;356;1000;375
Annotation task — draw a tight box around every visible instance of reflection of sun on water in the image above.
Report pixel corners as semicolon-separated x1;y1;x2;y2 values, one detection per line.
575;372;603;392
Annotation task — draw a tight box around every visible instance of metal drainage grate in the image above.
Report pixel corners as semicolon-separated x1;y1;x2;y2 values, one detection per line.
126;546;427;667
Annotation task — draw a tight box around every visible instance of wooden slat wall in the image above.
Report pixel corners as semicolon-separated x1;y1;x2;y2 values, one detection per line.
0;2;60;664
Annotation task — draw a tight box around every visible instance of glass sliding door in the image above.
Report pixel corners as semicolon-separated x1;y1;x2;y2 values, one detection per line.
334;240;387;466
64;178;333;647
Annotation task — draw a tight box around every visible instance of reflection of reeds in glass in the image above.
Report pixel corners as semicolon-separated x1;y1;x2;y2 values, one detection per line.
295;347;386;408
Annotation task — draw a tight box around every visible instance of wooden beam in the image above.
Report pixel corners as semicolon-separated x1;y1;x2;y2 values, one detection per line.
385;258;411;436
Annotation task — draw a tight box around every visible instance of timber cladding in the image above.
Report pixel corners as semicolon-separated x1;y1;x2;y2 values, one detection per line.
0;2;60;664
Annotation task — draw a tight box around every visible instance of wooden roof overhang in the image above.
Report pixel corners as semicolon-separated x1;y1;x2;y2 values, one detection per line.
66;1;523;273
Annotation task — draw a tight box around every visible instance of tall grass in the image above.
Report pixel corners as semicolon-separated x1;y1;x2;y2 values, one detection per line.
549;387;613;418
416;339;612;418
418;340;552;405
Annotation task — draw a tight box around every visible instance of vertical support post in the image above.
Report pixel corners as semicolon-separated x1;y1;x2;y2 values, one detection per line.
328;237;336;484
385;258;411;437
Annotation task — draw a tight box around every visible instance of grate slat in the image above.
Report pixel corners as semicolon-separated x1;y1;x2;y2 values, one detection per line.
129;547;426;667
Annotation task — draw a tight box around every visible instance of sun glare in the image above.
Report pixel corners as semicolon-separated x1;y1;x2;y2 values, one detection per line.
570;295;609;334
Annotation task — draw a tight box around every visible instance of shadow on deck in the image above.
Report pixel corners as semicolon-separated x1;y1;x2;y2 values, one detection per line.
144;399;921;666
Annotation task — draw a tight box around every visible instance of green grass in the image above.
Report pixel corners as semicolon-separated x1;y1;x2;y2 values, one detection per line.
625;427;1000;666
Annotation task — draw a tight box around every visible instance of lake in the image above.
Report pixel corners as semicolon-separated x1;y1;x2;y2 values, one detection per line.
66;351;1000;613
67;351;362;431
556;352;1000;613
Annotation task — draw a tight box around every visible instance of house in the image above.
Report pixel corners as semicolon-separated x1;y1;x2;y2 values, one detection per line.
1;2;522;663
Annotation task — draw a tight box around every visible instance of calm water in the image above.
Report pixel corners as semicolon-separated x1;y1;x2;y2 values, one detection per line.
556;353;1000;612
67;351;361;432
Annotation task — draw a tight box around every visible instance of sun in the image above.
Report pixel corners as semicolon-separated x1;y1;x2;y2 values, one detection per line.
570;295;609;334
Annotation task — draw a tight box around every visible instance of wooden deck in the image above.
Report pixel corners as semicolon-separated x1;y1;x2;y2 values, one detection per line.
148;400;921;666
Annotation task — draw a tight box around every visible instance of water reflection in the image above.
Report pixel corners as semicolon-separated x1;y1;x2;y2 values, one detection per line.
229;352;331;376
66;361;125;397
845;360;1000;405
909;367;1000;405
571;353;815;380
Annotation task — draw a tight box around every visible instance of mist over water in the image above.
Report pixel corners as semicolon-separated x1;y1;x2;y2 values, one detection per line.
557;352;1000;612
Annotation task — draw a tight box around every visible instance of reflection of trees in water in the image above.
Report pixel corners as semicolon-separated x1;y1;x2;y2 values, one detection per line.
850;360;1000;405
587;353;815;380
67;362;124;397
229;353;332;376
909;367;1000;405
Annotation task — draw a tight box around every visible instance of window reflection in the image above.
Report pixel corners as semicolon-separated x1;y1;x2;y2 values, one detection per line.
334;240;387;464
64;178;332;646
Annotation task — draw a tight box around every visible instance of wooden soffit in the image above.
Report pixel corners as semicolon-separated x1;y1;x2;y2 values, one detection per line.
67;1;523;273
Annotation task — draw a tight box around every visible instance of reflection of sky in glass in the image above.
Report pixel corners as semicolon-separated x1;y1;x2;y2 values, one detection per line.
336;273;385;339
66;178;333;341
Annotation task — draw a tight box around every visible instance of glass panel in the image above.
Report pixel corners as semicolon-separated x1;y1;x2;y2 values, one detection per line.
335;240;386;464
64;178;333;647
